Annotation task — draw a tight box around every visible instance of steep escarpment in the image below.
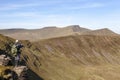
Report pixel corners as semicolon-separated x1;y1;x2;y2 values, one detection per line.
65;25;90;32
34;35;120;65
22;35;120;80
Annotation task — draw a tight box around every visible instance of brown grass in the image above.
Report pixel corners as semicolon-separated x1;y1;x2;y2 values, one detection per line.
1;33;120;80
21;35;120;80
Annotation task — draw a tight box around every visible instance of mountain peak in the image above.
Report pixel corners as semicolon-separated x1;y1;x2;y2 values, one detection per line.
66;25;91;32
99;28;111;31
42;26;57;29
66;25;80;28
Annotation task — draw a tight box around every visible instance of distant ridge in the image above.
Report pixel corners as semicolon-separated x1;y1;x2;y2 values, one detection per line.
41;26;57;29
0;29;120;80
0;25;90;41
82;28;118;36
66;25;91;32
0;28;26;34
0;25;118;41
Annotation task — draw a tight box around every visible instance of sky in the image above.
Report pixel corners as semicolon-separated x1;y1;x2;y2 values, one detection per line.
0;0;120;33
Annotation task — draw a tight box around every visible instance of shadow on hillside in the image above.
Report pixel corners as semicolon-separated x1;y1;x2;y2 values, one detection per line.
19;56;44;80
27;69;44;80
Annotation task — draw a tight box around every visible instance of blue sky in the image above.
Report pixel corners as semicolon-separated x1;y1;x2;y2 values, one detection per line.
0;0;120;33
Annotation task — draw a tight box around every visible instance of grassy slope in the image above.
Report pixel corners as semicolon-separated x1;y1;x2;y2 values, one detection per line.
22;35;120;80
1;33;120;80
0;34;14;55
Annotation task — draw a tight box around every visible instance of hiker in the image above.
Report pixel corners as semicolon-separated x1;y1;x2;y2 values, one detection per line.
11;40;23;67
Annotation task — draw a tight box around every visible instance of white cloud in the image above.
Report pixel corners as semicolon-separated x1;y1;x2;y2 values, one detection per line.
0;14;73;28
0;3;41;11
81;3;105;8
59;2;105;10
0;0;119;33
0;1;61;11
0;12;39;17
0;13;120;34
0;0;106;11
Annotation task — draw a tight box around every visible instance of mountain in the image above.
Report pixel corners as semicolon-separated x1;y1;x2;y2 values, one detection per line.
82;28;118;36
65;25;90;32
23;34;120;80
0;28;26;34
1;33;120;80
0;25;118;42
0;25;91;41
